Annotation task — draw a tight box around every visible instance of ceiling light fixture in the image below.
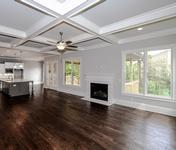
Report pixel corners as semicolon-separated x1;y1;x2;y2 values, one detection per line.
137;27;143;31
56;42;66;50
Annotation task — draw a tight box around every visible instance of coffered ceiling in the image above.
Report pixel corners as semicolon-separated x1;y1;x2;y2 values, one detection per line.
0;0;175;60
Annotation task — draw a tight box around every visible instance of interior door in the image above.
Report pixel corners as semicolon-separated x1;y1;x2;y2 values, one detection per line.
46;61;58;89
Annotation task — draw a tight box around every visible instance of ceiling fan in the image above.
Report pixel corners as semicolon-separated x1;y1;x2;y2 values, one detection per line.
47;32;78;54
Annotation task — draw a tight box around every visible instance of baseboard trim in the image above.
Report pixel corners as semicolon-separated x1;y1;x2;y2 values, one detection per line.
115;99;176;117
57;88;84;97
43;85;58;91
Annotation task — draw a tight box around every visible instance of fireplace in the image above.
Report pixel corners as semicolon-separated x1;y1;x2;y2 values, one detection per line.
90;83;108;101
83;74;114;106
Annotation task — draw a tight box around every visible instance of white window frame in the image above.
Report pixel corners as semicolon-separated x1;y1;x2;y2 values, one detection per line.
122;45;176;102
63;58;81;87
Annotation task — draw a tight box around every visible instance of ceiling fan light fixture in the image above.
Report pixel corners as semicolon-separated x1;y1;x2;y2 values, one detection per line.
56;42;66;50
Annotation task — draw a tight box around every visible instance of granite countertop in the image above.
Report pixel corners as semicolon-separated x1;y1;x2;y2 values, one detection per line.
0;79;33;83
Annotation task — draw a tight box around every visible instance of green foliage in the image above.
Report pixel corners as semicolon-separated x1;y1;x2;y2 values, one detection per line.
147;52;171;96
65;62;72;75
65;61;80;85
125;50;171;97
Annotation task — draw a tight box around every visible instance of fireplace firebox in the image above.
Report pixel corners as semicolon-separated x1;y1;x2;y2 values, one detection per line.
90;83;108;101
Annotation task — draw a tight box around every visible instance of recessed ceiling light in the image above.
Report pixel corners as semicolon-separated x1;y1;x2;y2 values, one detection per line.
137;27;143;31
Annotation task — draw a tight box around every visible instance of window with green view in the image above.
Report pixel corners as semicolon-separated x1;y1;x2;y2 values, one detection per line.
64;59;80;86
124;49;172;98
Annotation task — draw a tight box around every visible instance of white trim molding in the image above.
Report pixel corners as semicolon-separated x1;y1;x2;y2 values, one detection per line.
121;45;176;101
100;3;176;35
83;73;115;106
115;99;176;117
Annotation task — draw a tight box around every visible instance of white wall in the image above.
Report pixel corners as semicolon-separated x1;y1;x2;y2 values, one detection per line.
23;61;43;84
44;35;176;116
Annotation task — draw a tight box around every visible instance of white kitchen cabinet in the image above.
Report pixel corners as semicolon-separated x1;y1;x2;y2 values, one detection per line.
14;63;24;69
5;62;24;69
5;62;14;68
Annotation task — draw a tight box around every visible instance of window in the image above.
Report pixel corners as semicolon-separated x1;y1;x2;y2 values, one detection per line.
64;59;80;86
125;52;144;94
147;49;171;97
65;61;72;85
123;49;172;99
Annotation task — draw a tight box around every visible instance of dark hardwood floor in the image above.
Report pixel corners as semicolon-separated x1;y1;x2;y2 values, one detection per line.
0;85;175;150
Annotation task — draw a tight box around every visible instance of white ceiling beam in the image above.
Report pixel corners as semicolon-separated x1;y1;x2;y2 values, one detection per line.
8;0;176;55
69;16;100;34
13;18;63;47
12;0;106;47
32;36;56;45
25;16;55;35
16;0;60;17
68;33;94;43
65;19;114;44
66;0;105;18
12;0;105;49
100;3;176;35
0;42;45;53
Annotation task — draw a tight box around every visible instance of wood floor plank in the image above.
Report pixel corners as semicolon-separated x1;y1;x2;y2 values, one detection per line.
0;86;175;150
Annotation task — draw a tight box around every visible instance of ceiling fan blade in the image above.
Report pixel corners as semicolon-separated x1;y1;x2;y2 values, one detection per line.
50;49;58;51
67;45;78;48
65;41;72;44
57;50;66;54
65;48;78;51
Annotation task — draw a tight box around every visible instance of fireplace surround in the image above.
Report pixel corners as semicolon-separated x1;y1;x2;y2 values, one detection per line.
82;74;114;106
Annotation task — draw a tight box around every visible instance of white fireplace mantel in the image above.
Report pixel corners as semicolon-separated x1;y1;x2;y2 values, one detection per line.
82;74;115;106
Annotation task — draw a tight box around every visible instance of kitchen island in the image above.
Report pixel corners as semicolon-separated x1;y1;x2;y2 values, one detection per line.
0;79;33;97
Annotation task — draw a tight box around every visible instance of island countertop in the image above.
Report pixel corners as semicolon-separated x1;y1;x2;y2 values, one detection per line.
0;79;34;97
0;79;33;83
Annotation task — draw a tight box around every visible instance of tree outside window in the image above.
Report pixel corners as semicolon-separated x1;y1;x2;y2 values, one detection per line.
65;59;80;86
124;49;171;98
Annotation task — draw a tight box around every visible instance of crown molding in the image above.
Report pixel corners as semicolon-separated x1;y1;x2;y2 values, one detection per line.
118;27;176;44
100;3;176;35
83;42;111;51
16;45;43;52
0;42;11;48
0;25;26;38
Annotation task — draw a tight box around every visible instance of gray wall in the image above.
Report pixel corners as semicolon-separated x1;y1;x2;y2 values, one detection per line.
24;61;43;84
44;35;176;114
